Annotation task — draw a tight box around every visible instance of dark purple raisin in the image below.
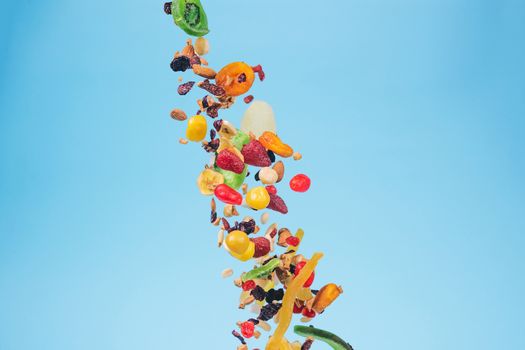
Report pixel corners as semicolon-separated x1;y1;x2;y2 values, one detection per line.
258;303;281;321
301;339;314;350
163;2;172;15
213;119;223;131
170;56;191;72
232;330;246;345
222;218;230;231
177;81;195;95
238;73;247;83
210;211;217;223
210;129;216;140
238;219;256;234
250;286;266;301
206;103;221;118
267;150;276;163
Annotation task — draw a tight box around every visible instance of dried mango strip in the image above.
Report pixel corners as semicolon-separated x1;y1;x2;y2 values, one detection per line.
265;252;324;350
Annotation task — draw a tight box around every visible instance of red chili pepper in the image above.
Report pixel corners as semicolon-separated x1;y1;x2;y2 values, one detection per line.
301;307;316;318
286;236;300;246
242;280;256;291
240;321;255;338
294;261;315;288
214;184;243;205
265;185;277;195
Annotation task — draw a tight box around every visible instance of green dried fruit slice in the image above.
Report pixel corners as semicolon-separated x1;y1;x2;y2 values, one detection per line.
214;165;247;190
171;0;210;37
294;326;354;350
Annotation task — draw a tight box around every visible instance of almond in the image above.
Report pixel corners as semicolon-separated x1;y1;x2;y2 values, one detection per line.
170;108;187;121
192;64;217;79
272;161;285;183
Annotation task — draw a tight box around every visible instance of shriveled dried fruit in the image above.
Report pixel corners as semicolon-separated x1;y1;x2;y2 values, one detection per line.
170;56;191;72
241;140;271;167
197;168;224;195
267;193;288;214
217;149;245;174
178;81;195;95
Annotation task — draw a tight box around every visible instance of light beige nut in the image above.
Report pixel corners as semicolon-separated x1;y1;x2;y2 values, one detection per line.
217;229;224;247
242;183;248;194
195;37;209;56
260;212;270;225
179;138;189;144
272;161;285;183
170;108;187;121
221;268;234;278
259;167;278;185
224;205;238;218
192;64;216;79
293;152;302;161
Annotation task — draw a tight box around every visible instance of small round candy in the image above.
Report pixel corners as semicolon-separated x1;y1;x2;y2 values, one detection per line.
289;174;311;192
225;230;250;255
186;115;207;142
246;186;270;210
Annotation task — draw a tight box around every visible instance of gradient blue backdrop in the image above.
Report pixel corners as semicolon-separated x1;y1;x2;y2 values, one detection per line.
1;1;524;349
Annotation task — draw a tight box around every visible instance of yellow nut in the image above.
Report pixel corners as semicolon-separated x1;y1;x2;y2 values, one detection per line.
186;115;207;142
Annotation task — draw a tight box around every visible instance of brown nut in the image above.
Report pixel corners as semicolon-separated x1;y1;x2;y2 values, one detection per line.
277;228;292;247
192;64;217;79
272;161;285;183
170;108;187;121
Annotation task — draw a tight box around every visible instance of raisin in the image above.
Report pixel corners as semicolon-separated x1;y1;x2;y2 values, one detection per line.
206;103;221;118
198;79;226;96
163;2;172;15
250;286;266;301
258;303;281;321
238;73;247;83
170;56;191;72
189;55;201;67
213;119;223;131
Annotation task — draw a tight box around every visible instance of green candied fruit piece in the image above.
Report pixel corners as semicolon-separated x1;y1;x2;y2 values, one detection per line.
172;0;210;37
241;258;281;282
231;130;250;151
215;165;247;190
294;326;354;350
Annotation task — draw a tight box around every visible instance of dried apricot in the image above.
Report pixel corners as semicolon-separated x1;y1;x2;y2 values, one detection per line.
215;62;255;96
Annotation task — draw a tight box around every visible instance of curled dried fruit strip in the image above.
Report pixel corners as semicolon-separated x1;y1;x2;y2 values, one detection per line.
294;326;353;350
265;252;323;350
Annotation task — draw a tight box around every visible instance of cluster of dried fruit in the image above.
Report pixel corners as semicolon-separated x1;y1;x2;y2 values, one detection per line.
164;3;352;349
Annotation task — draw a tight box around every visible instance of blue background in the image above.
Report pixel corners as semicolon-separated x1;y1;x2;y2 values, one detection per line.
1;0;524;349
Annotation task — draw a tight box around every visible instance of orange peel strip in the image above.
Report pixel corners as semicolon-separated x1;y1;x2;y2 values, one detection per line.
265;252;324;350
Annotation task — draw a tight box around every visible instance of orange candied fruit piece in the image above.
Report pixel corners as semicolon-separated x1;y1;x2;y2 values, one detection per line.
215;62;255;96
258;131;294;158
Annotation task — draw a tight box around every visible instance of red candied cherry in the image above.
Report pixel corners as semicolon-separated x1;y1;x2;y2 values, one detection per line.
286;236;300;246
242;280;256;291
293;302;305;314
294;261;315;288
289;174;311;192
301;308;316;318
265;185;277;195
240;321;255;338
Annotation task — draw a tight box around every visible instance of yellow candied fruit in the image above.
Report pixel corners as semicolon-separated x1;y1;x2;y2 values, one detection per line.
246;186;270;210
226;230;255;261
186;115;207;142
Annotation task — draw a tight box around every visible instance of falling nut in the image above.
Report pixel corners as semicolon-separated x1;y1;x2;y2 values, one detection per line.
195;37;209;56
260;212;269;225
179;138;189;144
293;152;302;161
272;161;285;183
170;108;187;121
192;64;217;79
259;167;279;185
277;228;292;247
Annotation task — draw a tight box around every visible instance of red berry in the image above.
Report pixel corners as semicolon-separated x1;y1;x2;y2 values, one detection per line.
289;174;311;192
240;321;255;338
286;236;300;246
216;149;245;174
265;185;277;195
242;280;256;291
294;261;315;287
293;302;304;314
241;140;271;167
301;308;316;318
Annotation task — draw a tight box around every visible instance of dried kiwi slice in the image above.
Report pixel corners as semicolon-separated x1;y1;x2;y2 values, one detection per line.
171;0;209;37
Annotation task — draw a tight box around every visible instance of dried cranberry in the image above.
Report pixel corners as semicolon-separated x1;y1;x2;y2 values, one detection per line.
206;103;221;118
250;286;266;301
199;79;226;96
244;95;254;104
293;302;304;314
238;73;247;83
252;64;265;81
177;81;195;95
210;129;216;140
